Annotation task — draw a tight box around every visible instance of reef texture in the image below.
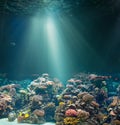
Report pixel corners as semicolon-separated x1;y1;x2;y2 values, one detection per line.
0;73;120;125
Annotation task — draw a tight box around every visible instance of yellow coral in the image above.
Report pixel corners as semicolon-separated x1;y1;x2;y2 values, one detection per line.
24;113;30;118
64;117;79;125
18;109;30;119
59;102;65;107
19;112;30;119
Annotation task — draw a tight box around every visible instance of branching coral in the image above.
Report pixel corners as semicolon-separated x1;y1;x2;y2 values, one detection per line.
0;94;12;102
0;94;13;116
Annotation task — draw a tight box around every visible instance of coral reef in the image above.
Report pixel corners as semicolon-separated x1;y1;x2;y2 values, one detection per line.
55;73;109;125
0;72;120;125
15;74;64;123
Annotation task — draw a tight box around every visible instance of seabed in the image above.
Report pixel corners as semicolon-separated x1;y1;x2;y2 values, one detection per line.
0;118;55;125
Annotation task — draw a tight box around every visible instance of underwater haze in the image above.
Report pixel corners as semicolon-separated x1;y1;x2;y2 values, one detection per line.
0;0;120;81
0;0;120;125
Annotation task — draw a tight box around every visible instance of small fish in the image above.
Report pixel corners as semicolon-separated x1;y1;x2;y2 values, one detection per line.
10;42;16;47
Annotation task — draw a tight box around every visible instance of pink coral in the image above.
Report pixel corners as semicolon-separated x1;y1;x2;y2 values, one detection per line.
65;109;77;117
0;94;13;116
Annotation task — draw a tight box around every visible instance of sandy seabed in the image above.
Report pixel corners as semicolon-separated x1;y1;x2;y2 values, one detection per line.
0;118;55;125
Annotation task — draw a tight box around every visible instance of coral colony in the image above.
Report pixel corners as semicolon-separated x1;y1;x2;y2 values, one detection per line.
0;73;120;124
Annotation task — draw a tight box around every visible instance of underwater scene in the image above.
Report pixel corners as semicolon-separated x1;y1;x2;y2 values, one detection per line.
0;73;120;125
0;0;120;125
